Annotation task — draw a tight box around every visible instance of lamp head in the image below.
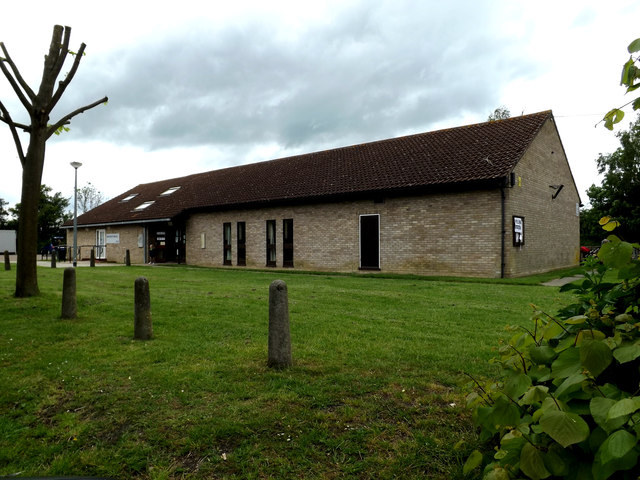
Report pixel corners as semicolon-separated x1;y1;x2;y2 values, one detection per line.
70;161;82;169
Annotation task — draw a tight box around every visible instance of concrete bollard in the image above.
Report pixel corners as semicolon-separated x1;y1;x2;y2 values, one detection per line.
61;267;77;319
134;277;153;340
268;279;292;369
90;249;95;267
125;249;131;266
50;250;57;269
3;250;9;271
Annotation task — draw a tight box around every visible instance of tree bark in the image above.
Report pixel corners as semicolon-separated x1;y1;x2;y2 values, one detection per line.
15;128;47;297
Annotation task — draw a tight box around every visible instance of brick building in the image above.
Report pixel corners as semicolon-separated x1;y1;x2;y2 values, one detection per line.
64;110;581;277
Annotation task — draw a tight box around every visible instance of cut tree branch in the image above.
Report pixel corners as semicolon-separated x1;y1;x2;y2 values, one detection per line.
0;43;36;102
0;99;26;165
48;42;87;113
51;26;72;77
0;46;33;111
46;95;108;139
0;114;30;131
39;25;64;100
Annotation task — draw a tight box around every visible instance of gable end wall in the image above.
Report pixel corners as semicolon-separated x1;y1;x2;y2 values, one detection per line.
504;117;580;276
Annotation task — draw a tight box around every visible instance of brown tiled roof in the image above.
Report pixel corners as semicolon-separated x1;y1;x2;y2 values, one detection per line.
72;110;553;226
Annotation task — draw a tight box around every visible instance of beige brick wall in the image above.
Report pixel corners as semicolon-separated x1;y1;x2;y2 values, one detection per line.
504;117;581;276
186;190;503;277
65;225;146;263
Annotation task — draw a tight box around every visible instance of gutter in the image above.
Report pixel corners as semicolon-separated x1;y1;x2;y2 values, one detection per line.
500;172;516;278
61;218;172;229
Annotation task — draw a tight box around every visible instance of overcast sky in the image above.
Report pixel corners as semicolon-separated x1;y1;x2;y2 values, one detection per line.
1;0;638;210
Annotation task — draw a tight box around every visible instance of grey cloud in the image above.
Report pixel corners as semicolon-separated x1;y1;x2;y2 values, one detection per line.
54;0;541;156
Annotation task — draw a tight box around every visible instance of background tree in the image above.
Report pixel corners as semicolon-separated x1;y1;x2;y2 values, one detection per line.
603;37;640;129
582;113;640;243
0;25;108;297
9;185;71;249
0;198;9;229
76;182;105;214
487;106;511;121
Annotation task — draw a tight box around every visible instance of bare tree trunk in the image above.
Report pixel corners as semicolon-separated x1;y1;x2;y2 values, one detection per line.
15;129;46;297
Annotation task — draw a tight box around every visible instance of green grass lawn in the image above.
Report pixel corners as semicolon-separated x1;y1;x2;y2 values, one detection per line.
0;265;577;479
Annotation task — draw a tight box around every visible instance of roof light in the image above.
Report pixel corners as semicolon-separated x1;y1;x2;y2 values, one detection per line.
160;186;180;196
120;193;139;202
132;201;155;211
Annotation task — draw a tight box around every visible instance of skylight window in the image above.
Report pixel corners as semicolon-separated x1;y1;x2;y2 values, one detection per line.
120;193;139;202
160;186;180;196
132;201;155;211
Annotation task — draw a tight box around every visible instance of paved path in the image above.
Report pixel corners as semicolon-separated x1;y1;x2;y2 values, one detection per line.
541;275;583;287
5;254;124;268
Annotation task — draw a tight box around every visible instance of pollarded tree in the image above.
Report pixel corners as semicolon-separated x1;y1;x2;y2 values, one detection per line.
0;25;108;297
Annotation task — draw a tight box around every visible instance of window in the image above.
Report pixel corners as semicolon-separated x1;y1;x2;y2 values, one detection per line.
266;220;276;267
160;186;180;196
120;193;138;202
237;222;246;266
223;222;232;265
132;201;154;211
283;219;293;267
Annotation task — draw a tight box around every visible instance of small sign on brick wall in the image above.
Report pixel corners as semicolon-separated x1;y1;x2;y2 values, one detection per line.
106;233;120;244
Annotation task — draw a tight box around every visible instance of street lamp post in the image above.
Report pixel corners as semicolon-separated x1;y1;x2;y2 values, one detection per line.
70;161;82;267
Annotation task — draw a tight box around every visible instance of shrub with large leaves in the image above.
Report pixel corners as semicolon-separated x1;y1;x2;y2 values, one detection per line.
465;218;640;479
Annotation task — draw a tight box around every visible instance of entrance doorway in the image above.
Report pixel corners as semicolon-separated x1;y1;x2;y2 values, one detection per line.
359;214;380;270
96;229;106;260
147;223;186;263
283;219;293;267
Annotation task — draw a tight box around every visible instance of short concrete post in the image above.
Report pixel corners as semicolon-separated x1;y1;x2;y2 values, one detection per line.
125;249;131;266
61;267;77;319
134;277;153;340
268;279;292;369
3;250;9;271
90;249;95;267
50;250;57;269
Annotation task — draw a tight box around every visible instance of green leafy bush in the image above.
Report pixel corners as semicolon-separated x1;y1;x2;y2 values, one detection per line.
465;218;640;479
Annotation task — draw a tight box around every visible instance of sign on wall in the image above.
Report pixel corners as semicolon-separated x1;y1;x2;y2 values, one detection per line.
513;216;524;246
106;233;120;244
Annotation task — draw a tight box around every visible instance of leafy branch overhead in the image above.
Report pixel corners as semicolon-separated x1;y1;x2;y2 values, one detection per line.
603;38;640;130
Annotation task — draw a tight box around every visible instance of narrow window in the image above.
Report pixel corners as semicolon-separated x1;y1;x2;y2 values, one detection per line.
283;219;293;267
266;220;276;267
237;222;246;266
359;214;380;270
223;222;232;265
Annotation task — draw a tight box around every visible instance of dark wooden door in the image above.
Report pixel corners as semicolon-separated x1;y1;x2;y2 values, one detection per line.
283;219;293;267
360;215;379;270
